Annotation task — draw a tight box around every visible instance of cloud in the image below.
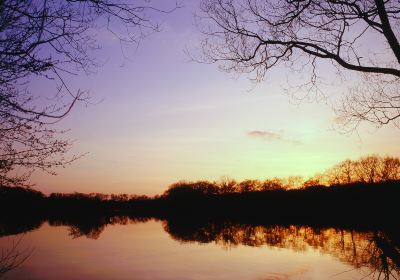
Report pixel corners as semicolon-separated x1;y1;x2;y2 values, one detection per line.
247;130;284;140
247;130;301;145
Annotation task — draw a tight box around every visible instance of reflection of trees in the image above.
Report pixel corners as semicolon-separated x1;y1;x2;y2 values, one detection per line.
0;213;398;279
49;216;152;240
368;231;400;279
0;215;153;240
164;222;400;279
0;218;44;238
0;238;33;278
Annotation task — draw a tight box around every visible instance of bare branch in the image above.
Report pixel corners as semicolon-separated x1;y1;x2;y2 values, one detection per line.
197;0;400;129
0;0;177;186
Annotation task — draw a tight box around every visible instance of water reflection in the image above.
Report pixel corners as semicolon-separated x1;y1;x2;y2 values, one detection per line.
0;216;399;279
0;238;33;278
164;221;400;279
49;216;152;240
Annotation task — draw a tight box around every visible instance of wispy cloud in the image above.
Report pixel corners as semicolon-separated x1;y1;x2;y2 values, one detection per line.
247;130;301;145
247;130;284;141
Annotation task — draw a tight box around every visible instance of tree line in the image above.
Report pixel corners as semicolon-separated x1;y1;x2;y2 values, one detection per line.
165;155;400;195
1;154;399;228
1;154;400;200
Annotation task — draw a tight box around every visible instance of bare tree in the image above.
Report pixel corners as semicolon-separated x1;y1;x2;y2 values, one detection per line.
260;177;285;190
218;176;239;193
0;0;177;186
323;155;400;185
379;155;400;180
197;0;400;130
358;155;380;183
338;159;355;184
238;179;260;192
0;238;33;277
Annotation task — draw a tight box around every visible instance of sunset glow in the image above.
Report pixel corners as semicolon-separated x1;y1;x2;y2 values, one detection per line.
2;2;400;279
24;1;400;195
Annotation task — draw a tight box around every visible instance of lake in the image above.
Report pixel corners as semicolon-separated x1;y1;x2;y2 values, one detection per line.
0;218;399;279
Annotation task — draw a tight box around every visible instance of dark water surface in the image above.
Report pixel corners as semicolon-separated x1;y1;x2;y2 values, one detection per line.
0;218;399;280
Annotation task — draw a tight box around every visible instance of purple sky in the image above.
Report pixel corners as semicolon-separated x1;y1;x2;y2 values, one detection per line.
29;0;400;195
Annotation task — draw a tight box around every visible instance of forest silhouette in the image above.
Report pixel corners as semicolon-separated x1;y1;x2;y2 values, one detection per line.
1;155;400;279
1;155;400;226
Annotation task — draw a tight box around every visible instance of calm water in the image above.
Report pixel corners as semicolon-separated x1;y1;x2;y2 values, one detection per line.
0;219;399;279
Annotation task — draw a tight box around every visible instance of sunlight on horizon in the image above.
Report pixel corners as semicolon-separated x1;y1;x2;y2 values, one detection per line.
2;1;400;280
26;0;400;196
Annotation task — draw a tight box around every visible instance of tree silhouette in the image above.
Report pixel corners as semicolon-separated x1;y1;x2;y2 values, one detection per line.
0;0;176;186
197;0;400;130
0;238;33;278
324;155;400;185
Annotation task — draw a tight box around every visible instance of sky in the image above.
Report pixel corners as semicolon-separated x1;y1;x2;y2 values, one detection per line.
30;1;400;195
